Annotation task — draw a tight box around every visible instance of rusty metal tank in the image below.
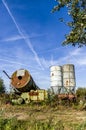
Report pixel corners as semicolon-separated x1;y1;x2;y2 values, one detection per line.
62;64;76;92
10;69;39;93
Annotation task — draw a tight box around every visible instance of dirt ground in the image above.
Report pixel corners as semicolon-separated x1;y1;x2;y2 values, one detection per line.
0;104;86;124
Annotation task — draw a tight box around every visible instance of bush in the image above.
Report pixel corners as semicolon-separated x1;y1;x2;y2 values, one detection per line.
0;78;5;94
76;87;86;100
0;117;27;130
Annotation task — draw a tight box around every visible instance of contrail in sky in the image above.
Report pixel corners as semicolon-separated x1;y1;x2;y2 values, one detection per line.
2;0;44;70
0;58;29;67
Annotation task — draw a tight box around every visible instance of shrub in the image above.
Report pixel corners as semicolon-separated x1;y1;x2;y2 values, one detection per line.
76;87;86;100
0;78;5;94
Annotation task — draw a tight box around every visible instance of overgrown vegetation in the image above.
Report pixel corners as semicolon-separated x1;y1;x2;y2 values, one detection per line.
0;115;86;130
0;87;86;129
0;117;27;130
0;78;5;94
76;87;86;99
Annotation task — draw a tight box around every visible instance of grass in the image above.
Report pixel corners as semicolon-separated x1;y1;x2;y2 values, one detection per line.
0;93;86;130
0;117;27;130
0;116;86;130
0;104;86;130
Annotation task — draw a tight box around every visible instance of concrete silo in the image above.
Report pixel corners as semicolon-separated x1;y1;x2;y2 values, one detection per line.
62;64;76;93
50;66;63;94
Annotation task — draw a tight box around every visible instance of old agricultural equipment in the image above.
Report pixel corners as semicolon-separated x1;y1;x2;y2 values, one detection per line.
3;69;48;104
3;69;39;93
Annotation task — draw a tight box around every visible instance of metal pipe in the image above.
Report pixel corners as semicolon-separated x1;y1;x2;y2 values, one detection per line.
3;70;11;79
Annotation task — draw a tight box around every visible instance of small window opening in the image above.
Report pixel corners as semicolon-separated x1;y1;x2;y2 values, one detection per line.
18;76;22;80
52;73;54;76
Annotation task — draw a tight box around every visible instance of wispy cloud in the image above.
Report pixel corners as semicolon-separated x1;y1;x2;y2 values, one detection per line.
1;35;27;42
38;47;60;54
29;33;47;39
76;57;86;66
1;33;47;42
2;0;44;70
0;58;26;66
43;48;86;68
69;48;81;56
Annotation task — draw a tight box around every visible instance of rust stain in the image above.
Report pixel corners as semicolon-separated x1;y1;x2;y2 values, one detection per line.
11;70;30;88
29;92;39;96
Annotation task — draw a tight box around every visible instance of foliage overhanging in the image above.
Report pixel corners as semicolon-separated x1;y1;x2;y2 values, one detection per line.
52;0;86;47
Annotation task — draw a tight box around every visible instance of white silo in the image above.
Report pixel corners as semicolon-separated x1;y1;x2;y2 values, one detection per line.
62;64;76;93
50;66;63;94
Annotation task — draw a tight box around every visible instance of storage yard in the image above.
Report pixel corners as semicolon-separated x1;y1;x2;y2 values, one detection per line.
0;64;86;129
3;64;76;104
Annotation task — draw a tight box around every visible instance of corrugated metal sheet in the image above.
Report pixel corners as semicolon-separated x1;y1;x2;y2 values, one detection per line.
50;64;76;94
50;66;63;94
62;64;76;91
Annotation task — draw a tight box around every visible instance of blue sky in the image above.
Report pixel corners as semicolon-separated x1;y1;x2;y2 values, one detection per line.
0;0;86;91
